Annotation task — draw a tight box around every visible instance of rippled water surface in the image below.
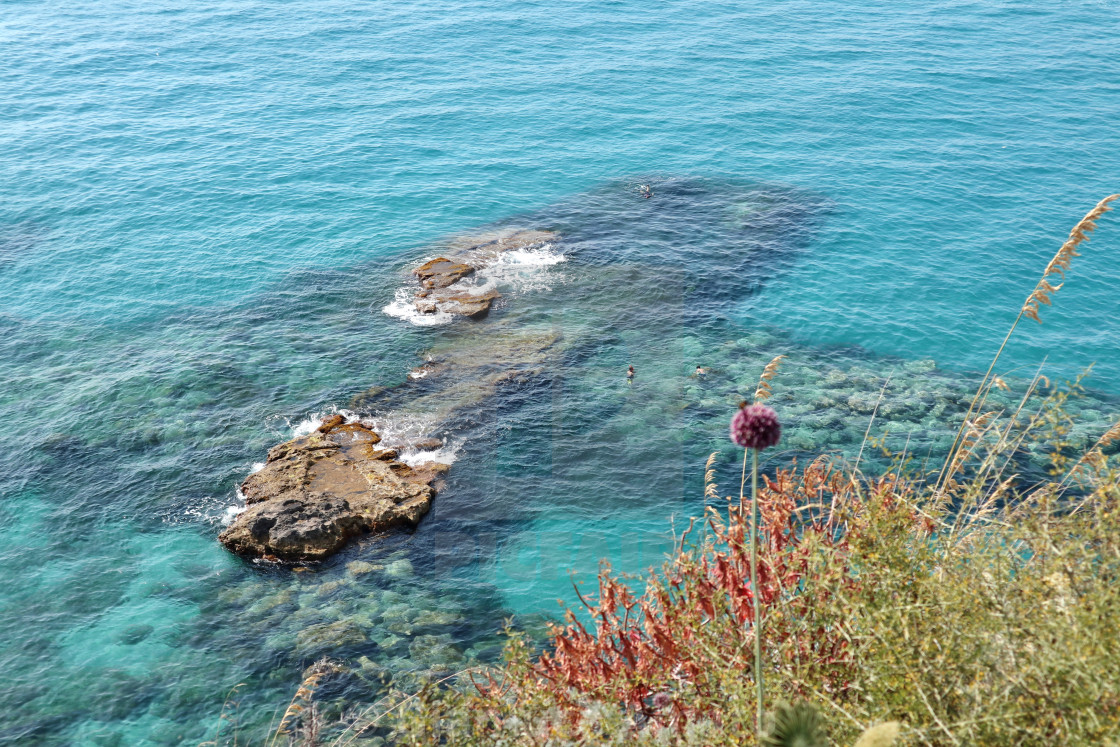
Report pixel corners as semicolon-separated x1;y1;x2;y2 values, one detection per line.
2;1;1119;744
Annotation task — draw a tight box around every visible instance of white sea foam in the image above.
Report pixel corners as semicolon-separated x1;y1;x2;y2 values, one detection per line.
170;493;246;527
280;409;454;461
475;242;567;294
503;243;566;267
290;413;324;437
381;287;454;326
382;242;566;327
399;439;460;467
288;407;360;438
360;410;435;448
222;500;246;526
356;410;459;466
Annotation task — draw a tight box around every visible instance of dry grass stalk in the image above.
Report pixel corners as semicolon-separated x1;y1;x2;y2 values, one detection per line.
1023;195;1118;323
704;451;720;500
1082;421;1120;471
1098;420;1120;449
330;667;487;747
199;683;246;747
754;354;786;403
936;195;1118;496
1063;419;1120;487
968;365;1050;511
854;374;892;472
943;411;999;493
271;664;329;745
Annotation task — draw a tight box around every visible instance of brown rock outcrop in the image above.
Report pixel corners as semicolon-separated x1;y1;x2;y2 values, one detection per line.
414;288;500;318
414;258;475;289
410;228;558;319
219;415;439;562
222;229;564;562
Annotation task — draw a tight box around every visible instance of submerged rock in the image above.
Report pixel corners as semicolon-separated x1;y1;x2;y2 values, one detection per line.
294;620;367;655
384;558;414;580
221;233;562;564
346;560;380;576
219;415;441;562
117;624;154;646
403;325;562;419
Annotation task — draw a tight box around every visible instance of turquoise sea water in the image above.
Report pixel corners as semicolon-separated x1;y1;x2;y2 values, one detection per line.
2;1;1119;743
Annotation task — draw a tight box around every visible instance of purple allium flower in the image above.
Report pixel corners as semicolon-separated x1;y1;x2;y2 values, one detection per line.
730;403;781;450
651;692;671;710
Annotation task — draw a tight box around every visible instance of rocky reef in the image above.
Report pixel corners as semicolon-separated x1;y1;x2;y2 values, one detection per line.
222;227;565;562
219;415;448;562
412;229;557;318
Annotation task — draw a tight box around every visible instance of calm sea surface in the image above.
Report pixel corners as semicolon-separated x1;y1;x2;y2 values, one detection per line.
2;1;1119;743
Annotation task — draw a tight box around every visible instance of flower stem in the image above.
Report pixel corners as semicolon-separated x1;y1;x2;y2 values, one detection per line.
751;447;763;735
738;445;749;514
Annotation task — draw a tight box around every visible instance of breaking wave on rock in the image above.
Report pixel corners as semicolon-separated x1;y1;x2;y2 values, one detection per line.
381;232;566;327
381;287;457;326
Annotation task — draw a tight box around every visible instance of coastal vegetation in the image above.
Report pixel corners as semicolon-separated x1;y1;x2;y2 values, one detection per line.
233;197;1119;746
376;401;1120;745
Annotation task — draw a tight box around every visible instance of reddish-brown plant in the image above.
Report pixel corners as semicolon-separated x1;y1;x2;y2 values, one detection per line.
479;461;929;736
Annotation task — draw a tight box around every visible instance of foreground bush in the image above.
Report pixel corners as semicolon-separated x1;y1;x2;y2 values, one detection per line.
380;417;1119;745
374;197;1120;746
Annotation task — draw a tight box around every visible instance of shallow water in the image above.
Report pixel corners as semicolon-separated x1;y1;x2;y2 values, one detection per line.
2;2;1119;744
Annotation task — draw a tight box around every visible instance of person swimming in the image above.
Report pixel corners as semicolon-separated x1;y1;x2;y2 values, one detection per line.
627;365;635;380
639;184;652;199
695;365;708;376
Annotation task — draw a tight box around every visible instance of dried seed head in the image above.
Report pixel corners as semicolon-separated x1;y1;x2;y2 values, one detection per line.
754;354;786;403
1023;194;1118;324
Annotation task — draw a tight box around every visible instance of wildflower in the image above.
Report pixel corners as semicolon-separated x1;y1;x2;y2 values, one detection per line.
731;399;781;737
730;402;781;450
